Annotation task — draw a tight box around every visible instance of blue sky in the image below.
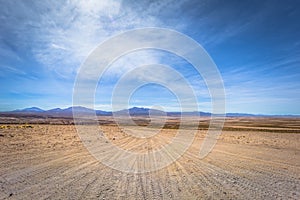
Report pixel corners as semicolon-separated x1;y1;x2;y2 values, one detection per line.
0;0;299;114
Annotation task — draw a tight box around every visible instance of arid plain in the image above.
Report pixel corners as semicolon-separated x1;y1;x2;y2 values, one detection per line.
0;116;299;199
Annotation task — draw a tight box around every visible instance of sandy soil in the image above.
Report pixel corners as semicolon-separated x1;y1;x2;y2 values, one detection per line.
0;118;299;199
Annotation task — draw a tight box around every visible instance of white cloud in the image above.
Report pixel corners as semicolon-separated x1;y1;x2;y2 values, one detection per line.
32;0;164;78
0;65;27;76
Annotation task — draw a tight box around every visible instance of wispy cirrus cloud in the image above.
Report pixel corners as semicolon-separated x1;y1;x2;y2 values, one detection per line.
30;0;167;78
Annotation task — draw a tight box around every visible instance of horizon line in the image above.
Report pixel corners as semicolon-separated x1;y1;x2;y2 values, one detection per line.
1;106;299;116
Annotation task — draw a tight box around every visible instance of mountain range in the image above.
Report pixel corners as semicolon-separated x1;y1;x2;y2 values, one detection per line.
0;106;298;117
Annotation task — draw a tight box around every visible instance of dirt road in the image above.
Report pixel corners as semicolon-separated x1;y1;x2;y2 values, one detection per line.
0;123;299;199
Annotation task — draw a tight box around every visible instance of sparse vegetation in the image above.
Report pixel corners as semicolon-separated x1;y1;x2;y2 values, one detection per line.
0;124;33;129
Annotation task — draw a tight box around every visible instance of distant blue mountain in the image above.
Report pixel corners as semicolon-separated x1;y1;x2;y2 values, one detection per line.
115;107;166;116
47;108;62;113
66;106;94;113
13;107;44;112
115;107;149;115
10;106;96;116
129;107;150;114
226;113;256;117
47;106;94;116
3;106;299;117
95;110;112;116
167;111;212;116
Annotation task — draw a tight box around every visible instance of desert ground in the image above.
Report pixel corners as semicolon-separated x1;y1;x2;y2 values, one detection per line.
0;116;299;199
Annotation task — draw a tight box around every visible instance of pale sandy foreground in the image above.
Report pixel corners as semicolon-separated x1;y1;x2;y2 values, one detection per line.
0;119;299;199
